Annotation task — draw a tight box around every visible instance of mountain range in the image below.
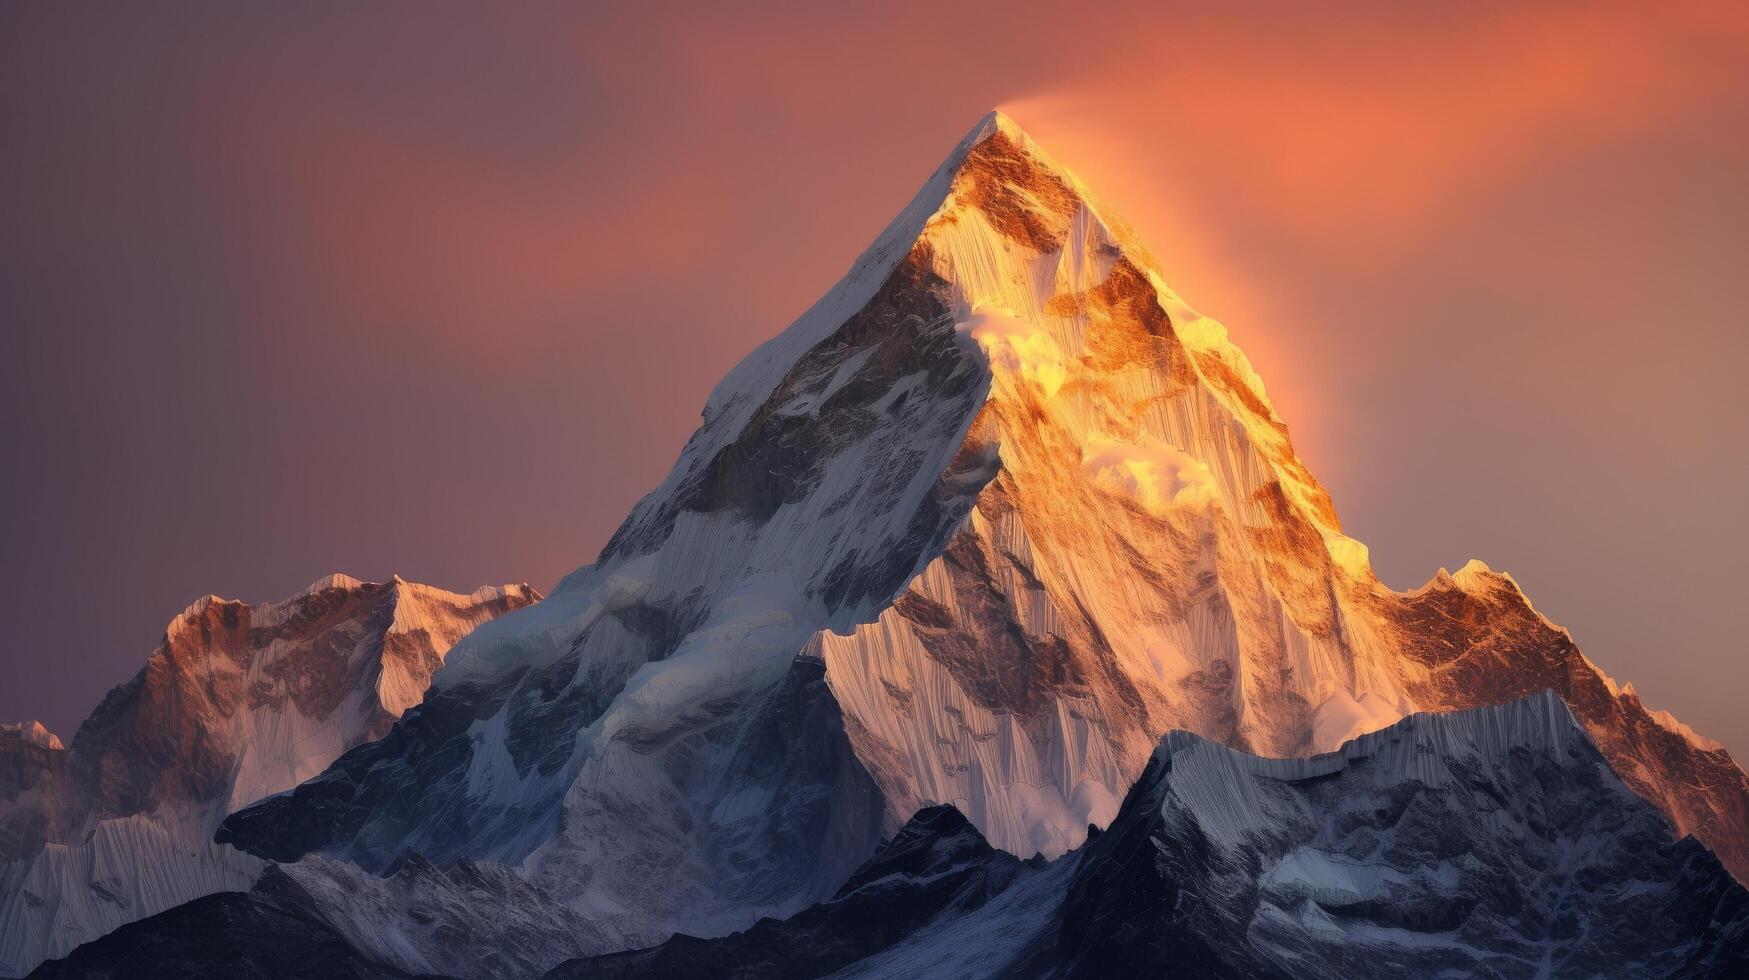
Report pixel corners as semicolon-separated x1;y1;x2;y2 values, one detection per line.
0;576;537;975
6;111;1746;978
552;692;1748;979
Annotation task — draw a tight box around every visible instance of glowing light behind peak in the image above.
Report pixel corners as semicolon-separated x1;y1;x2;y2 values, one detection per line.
2;0;1746;761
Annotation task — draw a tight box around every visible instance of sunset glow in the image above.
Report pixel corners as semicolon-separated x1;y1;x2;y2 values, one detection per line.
4;0;1747;760
6;5;1749;973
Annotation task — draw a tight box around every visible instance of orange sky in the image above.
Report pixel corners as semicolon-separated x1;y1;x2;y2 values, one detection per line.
3;1;1746;756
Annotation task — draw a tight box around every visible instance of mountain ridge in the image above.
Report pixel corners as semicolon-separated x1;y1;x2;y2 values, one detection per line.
547;692;1749;979
181;108;1749;967
0;574;538;976
52;694;1742;979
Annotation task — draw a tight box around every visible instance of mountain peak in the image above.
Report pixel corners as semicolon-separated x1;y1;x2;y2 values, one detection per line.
215;110;1749;975
300;571;365;595
961;108;1028;146
0;719;63;751
0;573;539;974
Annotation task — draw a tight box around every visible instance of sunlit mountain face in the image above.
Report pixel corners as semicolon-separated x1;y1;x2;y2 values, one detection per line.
8;112;1749;978
10;3;1749;777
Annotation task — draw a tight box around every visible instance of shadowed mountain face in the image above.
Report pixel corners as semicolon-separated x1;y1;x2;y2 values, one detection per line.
0;576;537;977
548;694;1749;980
47;696;1748;979
217;114;1749;954
25;885;421;980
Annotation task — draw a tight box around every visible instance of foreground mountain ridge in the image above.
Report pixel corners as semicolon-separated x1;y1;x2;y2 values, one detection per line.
37;695;1749;978
551;693;1749;979
0;575;538;976
141;111;1747;974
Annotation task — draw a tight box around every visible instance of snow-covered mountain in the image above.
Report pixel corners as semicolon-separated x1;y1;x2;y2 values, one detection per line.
43;695;1749;978
550;693;1749;979
209;114;1749;971
0;574;537;976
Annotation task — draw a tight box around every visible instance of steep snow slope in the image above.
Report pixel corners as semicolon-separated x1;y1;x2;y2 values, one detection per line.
808;114;1749;872
552;693;1749;980
221;111;1749;967
0;575;536;977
